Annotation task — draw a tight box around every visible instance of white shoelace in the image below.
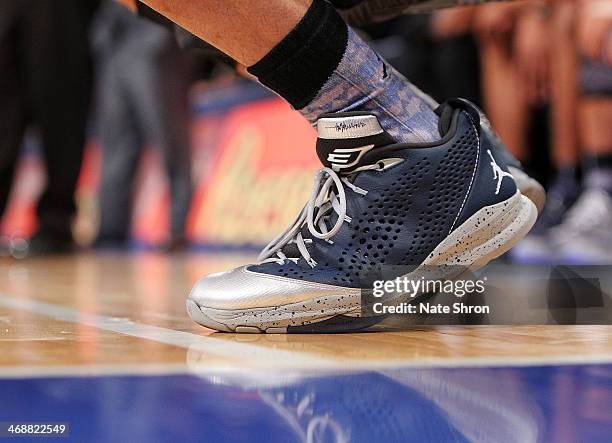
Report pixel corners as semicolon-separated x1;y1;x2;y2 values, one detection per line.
258;165;379;267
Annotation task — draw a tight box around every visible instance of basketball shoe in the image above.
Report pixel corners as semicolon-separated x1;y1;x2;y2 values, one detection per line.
187;99;537;333
550;188;612;264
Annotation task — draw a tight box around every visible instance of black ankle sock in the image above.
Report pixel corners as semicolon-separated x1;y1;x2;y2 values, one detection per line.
247;0;348;109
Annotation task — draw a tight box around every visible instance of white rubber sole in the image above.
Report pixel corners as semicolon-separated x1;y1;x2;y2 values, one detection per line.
187;191;537;333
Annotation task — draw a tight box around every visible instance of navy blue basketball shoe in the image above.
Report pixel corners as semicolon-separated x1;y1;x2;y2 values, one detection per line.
187;99;538;333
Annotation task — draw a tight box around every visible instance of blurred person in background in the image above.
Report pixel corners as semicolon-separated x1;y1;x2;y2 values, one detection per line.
513;0;612;263
546;0;612;263
0;0;99;258
91;0;193;251
513;0;584;262
473;1;551;165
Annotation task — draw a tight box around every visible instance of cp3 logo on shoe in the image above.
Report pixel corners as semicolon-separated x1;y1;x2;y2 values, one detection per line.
327;145;375;171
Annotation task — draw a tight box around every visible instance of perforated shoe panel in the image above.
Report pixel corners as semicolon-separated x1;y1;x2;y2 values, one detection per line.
251;110;508;288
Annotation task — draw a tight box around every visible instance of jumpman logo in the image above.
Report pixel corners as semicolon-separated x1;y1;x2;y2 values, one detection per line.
487;150;513;195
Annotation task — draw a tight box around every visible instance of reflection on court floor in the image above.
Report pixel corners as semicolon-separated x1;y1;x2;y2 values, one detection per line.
2;365;612;442
1;253;612;442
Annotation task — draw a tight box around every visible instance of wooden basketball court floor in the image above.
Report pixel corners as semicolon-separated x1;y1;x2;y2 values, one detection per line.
1;252;612;442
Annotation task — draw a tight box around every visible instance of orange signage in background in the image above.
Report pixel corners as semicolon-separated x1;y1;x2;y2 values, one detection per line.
187;98;319;247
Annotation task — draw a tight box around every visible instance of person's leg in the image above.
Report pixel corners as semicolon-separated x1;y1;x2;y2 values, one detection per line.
507;2;581;264
572;61;612;262
578;4;612;195
580;97;612;192
139;0;537;332
128;22;193;248
533;0;581;215
132;0;507;41
140;0;440;143
95;49;142;246
27;0;94;246
577;1;612;195
158;47;192;248
550;0;580;171
546;4;612;264
554;90;612;264
135;0;545;210
0;3;27;221
141;0;311;65
475;4;530;161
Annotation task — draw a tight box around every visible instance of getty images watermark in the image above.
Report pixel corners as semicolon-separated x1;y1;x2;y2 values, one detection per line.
371;275;490;315
356;264;612;328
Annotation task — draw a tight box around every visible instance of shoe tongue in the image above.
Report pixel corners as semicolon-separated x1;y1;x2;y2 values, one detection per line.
315;113;396;173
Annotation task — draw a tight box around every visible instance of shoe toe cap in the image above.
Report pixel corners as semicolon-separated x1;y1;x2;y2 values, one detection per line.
188;265;357;310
